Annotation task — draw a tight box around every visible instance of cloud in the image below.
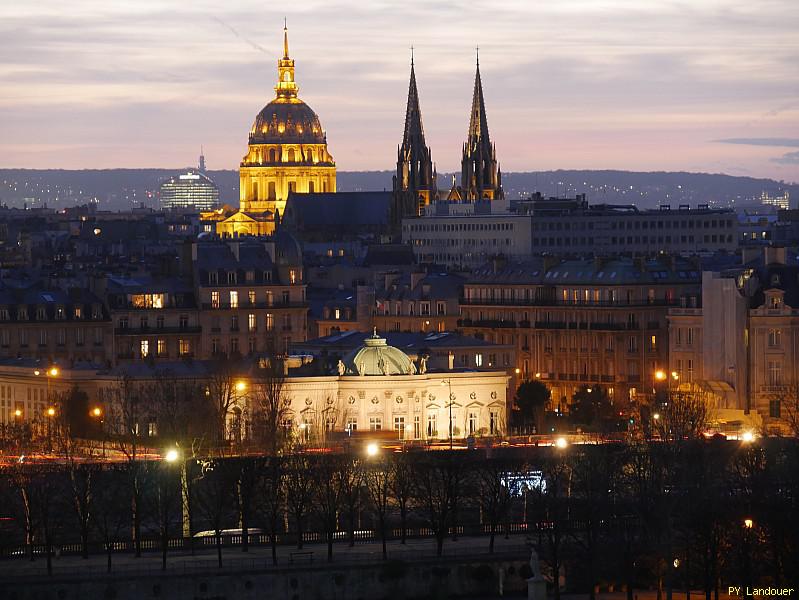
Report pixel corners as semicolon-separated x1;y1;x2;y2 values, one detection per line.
773;151;799;164
715;138;799;147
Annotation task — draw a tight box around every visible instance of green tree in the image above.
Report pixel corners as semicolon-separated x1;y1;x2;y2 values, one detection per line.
570;385;614;431
514;380;551;432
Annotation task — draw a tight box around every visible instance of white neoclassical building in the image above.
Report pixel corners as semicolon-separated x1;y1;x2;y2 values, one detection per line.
273;331;509;442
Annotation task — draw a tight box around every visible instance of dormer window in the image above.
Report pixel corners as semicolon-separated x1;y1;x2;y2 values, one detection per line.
36;306;47;320
770;296;782;309
227;271;237;284
246;270;255;283
771;274;780;286
74;307;82;319
209;272;218;285
264;271;272;282
56;306;65;320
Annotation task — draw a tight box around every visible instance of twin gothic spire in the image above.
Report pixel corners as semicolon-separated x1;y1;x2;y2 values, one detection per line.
393;48;503;223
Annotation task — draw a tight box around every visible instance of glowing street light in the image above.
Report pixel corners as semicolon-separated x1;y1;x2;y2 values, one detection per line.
555;437;568;449
91;407;103;418
743;518;754;529
653;413;661;421
654;370;667;382
14;409;22;418
741;431;755;443
671;371;679;381
46;407;55;417
164;449;180;463
366;442;379;457
235;380;247;392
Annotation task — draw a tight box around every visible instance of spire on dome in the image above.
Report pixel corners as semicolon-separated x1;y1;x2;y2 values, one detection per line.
275;21;299;99
283;18;289;59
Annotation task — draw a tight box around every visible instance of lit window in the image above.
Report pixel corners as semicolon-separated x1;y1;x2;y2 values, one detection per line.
211;291;220;309
369;417;382;431
157;339;166;356
248;314;256;332
140;340;149;358
475;353;483;367
230;291;238;308
248;290;256;305
394;416;405;438
179;339;191;356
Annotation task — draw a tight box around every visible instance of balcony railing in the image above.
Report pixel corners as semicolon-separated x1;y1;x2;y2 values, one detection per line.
460;296;694;308
115;326;202;335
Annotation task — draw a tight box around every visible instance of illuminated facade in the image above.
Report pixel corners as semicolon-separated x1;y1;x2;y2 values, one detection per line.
236;25;336;227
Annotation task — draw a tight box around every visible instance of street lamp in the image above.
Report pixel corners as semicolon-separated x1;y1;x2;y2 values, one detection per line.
741;431;755;443
91;407;102;418
743;518;754;529
441;379;453;450
235;380;247;392
366;442;379;457
555;436;568;449
164;448;180;463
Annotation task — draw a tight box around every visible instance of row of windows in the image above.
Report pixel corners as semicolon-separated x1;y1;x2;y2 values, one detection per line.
290;410;502;438
407;222;516;233
533;218;734;232
0;328;104;347
207;270;274;285
210;289;295;308
412;238;513;247
211;336;292;355
0;305;102;321
531;234;734;247
376;301;448;317
118;315;191;329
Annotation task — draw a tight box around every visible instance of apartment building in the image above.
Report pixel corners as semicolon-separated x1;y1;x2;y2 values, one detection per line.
459;257;702;408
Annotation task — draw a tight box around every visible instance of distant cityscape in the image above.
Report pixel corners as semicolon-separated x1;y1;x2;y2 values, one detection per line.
1;167;795;212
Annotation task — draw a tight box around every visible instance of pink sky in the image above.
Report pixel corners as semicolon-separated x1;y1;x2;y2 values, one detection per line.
0;0;797;182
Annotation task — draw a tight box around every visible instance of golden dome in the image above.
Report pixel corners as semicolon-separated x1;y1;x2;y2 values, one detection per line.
250;99;326;144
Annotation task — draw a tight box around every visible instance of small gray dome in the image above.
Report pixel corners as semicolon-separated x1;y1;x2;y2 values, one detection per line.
343;330;416;376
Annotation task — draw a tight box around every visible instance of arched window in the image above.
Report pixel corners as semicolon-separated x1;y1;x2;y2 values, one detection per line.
269;148;277;162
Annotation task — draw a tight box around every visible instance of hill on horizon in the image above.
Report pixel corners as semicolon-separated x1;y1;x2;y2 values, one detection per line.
0;168;795;211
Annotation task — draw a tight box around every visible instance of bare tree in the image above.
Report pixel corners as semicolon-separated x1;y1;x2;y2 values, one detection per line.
314;455;346;561
284;454;315;549
102;372;147;557
337;455;364;548
50;387;95;560
206;361;244;449
194;458;237;568
771;385;799;437
655;388;711;442
92;465;128;573
363;454;392;560
389;453;414;545
476;455;514;554
251;356;291;454
411;453;459;556
256;455;285;565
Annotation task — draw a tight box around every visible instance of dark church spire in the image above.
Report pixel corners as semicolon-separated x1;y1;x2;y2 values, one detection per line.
461;49;503;202
392;51;437;232
467;50;490;148
402;50;426;150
